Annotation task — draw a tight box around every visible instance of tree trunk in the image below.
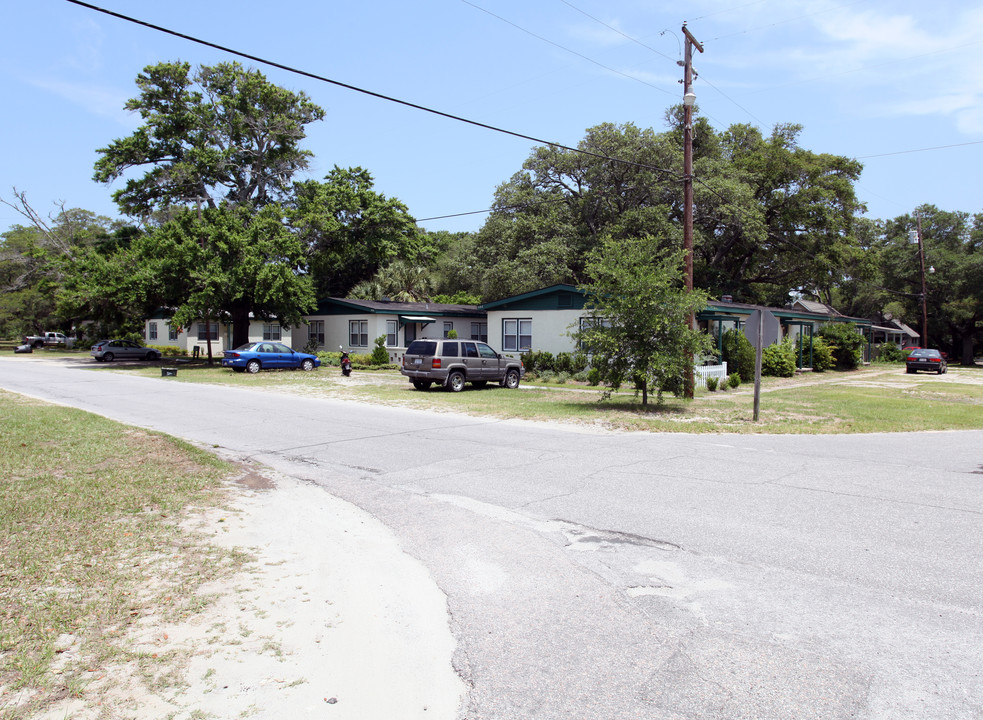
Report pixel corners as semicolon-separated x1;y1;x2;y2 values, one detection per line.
961;333;977;366
230;304;251;349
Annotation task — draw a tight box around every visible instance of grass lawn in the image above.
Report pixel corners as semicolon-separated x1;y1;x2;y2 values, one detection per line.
0;392;246;720
111;361;983;434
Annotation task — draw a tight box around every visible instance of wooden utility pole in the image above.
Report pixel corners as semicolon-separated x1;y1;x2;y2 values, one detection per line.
915;213;929;348
682;22;703;398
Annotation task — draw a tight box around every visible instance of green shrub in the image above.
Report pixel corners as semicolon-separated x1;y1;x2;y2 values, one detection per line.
817;322;865;370
447;329;459;339
761;339;796;377
552;351;588;374
523;350;553;375
721;329;755;382
586;367;602;386
876;343;908;363
148;345;188;357
554;372;571;384
810;336;834;372
370;335;390;365
728;372;741;389
317;351;339;366
705;376;719;392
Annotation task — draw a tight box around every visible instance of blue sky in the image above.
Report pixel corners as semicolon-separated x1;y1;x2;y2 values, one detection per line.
2;0;981;237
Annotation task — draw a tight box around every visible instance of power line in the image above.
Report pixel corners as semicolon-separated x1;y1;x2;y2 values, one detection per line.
418;198;560;222
557;0;678;62
856;140;983;159
64;0;683;181
708;0;872;42
459;0;677;97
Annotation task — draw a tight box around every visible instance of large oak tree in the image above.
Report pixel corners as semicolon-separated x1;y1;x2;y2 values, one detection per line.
92;61;326;346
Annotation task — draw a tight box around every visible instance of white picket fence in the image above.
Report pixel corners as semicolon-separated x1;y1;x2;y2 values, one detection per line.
694;361;728;389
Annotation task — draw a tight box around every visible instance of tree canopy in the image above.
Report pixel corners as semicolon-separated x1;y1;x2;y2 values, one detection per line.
462;119;864;307
290;166;433;298
94;61;325;215
0;193;125;338
834;205;983;365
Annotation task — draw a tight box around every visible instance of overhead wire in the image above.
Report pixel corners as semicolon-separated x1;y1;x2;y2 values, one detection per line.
556;0;678;63
63;0;971;229
459;0;677;97
64;0;684;183
856;140;983;159
707;0;872;42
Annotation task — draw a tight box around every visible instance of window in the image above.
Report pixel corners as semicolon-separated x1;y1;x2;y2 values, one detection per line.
309;320;324;347
349;319;368;347
263;323;281;341
471;322;487;342
443;321;454;338
578;316;611;350
503;319;532;352
168;324;179;341
148;322;157;341
197;323;218;341
386;320;397;347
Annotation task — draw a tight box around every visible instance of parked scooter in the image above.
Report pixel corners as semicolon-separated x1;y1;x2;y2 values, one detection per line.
340;348;352;377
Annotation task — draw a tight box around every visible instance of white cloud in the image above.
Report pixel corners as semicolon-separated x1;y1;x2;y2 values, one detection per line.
66;16;107;73
954;107;983;134
29;77;136;128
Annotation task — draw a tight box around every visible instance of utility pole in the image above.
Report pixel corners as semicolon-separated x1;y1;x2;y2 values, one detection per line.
682;22;703;398
915;213;929;348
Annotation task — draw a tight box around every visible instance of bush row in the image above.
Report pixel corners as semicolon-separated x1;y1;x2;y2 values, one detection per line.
522;350;590;376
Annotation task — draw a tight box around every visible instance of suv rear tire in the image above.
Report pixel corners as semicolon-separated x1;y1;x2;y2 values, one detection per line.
446;371;466;392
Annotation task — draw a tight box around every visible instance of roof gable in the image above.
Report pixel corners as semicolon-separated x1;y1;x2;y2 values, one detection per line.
313;297;484;318
480;284;588;311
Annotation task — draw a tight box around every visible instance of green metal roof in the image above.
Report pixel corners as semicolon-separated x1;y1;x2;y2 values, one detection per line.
480;284;588;311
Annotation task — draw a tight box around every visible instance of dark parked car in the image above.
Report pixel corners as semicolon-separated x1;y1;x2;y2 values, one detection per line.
400;338;524;391
91;339;162;362
906;348;947;374
221;342;320;373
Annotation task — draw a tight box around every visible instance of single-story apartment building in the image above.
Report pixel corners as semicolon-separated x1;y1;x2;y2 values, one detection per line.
304;297;487;363
143;310;297;356
143;286;875;369
480;284;589;355
699;296;873;366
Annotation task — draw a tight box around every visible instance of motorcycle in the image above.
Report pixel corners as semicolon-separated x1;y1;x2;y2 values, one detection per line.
340;349;352;377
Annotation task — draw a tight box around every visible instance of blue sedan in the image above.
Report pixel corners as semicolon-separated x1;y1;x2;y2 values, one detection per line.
221;342;320;373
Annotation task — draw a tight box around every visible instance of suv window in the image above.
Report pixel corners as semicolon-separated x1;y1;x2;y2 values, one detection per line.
406;341;437;355
462;342;479;358
442;341;459;357
477;343;498;359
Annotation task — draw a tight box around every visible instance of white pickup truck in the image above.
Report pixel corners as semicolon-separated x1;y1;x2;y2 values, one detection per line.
22;332;73;349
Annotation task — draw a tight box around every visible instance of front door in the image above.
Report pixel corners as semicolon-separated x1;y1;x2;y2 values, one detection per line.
405;323;417;345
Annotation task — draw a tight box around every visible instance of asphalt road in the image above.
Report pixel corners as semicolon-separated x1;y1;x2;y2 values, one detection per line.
3;357;982;719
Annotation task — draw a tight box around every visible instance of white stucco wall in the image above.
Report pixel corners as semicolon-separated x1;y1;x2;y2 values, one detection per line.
143;319;294;355
485;309;585;355
306;313;486;363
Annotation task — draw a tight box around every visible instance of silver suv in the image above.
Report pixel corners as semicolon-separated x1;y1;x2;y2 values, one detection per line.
401;339;525;392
